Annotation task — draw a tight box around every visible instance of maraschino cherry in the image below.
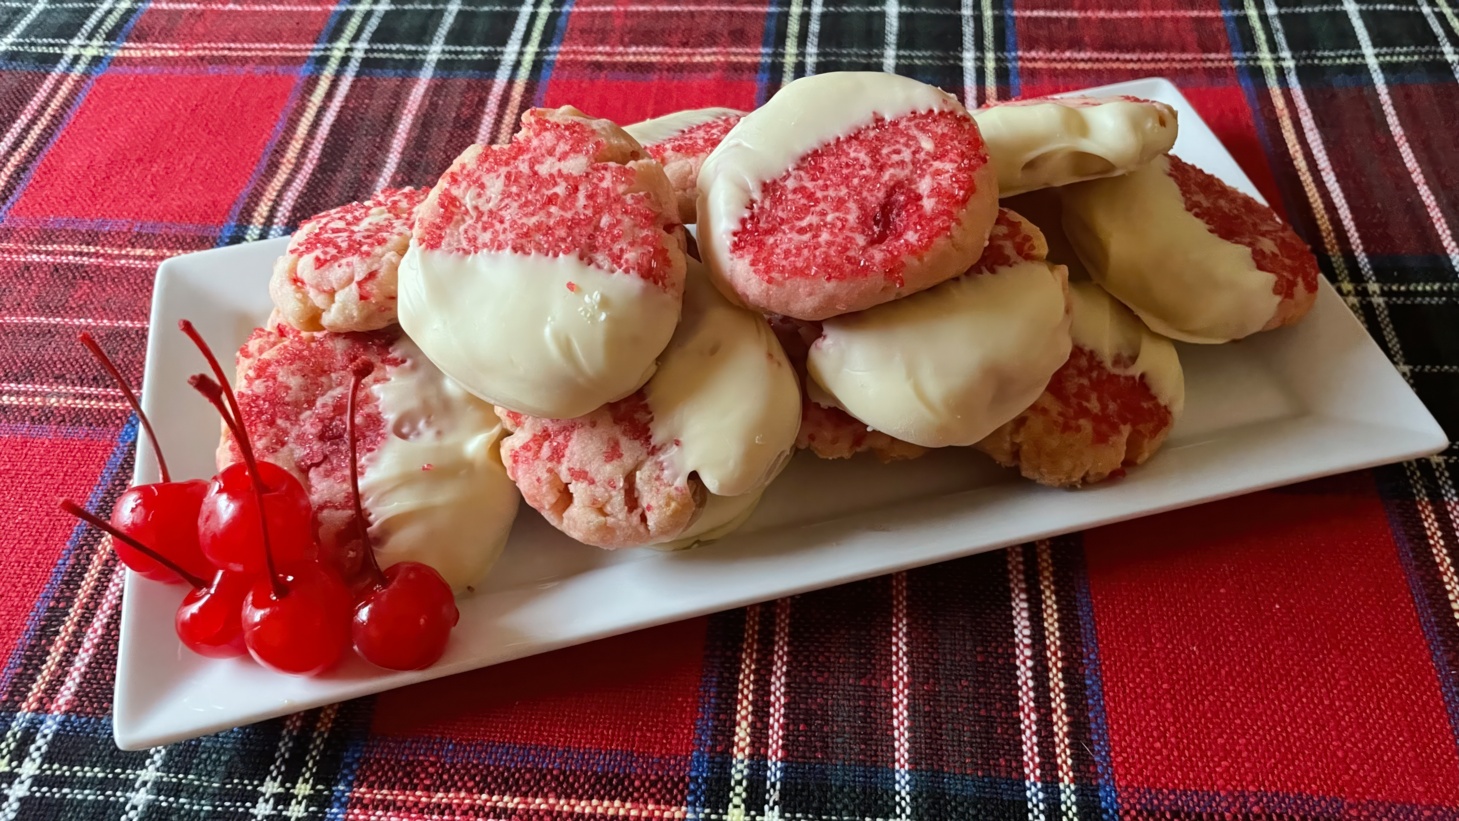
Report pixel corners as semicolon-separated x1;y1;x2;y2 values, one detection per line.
181;321;313;574
343;362;460;670
78;333;212;584
175;570;250;659
189;373;353;675
59;500;247;658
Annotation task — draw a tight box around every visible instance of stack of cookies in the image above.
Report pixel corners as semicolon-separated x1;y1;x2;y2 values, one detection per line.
237;71;1320;586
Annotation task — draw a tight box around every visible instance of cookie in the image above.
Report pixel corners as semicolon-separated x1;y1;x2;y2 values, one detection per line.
224;321;519;590
974;95;1178;197
768;314;926;462
697;72;999;320
269;186;426;333
399;106;688;419
625;107;745;223
497;264;800;549
808;208;1072;448
1060;154;1320;343
976;282;1184;487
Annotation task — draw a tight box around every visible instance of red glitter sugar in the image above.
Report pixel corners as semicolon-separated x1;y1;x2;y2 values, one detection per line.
1166;155;1319;301
730;110;988;286
1039;347;1171;447
226;325;408;577
290;187;424;277
415;110;680;290
644;114;742;161
969;208;1042;274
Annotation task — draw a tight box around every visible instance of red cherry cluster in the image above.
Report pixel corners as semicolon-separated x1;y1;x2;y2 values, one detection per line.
61;324;459;674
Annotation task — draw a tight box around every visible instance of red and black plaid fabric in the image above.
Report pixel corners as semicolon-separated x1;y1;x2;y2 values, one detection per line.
4;1;1459;818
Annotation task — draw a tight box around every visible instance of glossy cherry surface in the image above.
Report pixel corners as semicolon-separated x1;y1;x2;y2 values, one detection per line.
197;461;314;575
175;571;249;658
110;479;213;584
352;562;460;670
241;562;353;675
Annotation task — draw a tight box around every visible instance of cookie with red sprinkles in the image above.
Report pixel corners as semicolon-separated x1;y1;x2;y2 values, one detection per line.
1061;153;1320;343
224;319;519;590
697;72;998;321
398;106;688;419
768;315;926;462
625;107;745;223
976;282;1184;487
496;267;800;549
269;186;425;333
807;208;1072;449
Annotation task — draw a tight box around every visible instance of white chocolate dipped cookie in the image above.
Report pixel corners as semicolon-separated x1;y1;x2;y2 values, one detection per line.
697;72;999;321
768;315;928;463
497;263;801;549
975;95;1178;197
625;107;745;223
977;281;1184;487
1061;154;1320;344
399;106;687;419
807;208;1072;449
226;322;520;591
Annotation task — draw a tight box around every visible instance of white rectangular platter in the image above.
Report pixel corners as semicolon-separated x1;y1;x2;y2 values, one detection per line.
113;77;1448;750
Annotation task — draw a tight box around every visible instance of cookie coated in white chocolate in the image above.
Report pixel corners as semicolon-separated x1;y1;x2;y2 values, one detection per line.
644;263;801;498
808;219;1072;449
397;246;681;419
1060;155;1281;344
359;337;521;591
696;72;966;290
1067;281;1184;417
975;96;1178;196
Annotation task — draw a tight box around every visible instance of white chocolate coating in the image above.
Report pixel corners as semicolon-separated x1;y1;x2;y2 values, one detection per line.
625;107;744;147
651;485;769;551
1060;155;1281;344
697;72;966;298
398;246;681;418
1067;281;1184;416
645;263;801;497
808;256;1072;449
975;97;1178;197
360;337;521;591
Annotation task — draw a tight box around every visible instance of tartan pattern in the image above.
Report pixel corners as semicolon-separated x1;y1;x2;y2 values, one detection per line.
1;0;1457;818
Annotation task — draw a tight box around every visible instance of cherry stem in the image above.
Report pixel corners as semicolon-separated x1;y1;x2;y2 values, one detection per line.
178;321;256;469
189;374;286;599
347;361;386;587
59;500;208;589
78;333;170;483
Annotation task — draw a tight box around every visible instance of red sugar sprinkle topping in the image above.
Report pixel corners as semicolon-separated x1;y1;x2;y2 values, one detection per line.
1040;347;1171;446
227;325;410;574
504;393;658;475
566;281;578;293
731;110;988;286
1166;155;1319;301
970;209;1042;274
415;111;680;290
644;114;741;161
290;187;424;276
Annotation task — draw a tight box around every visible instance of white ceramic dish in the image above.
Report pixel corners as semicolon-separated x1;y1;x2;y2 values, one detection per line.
112;77;1448;750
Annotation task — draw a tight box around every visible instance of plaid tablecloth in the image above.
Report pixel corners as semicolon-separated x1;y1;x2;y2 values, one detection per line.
3;0;1459;818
